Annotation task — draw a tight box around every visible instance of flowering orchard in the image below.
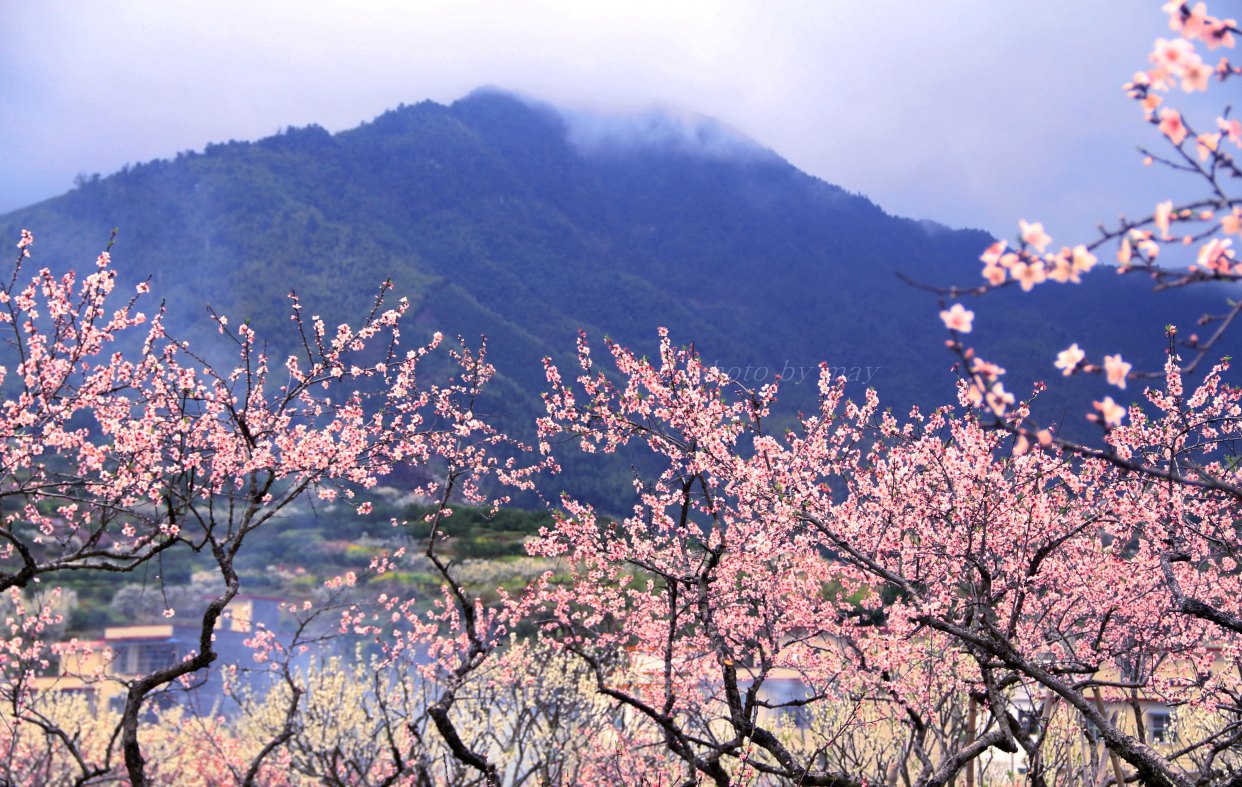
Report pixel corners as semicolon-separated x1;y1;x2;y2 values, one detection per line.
530;328;1242;787
0;230;549;785
5;1;1242;785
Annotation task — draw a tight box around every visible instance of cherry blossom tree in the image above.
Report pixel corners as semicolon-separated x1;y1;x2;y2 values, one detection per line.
897;2;1242;781
932;2;1240;444
530;332;1007;786
0;231;544;786
532;327;1242;786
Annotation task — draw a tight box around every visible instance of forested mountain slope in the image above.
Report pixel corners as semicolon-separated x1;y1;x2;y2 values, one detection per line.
2;90;1227;504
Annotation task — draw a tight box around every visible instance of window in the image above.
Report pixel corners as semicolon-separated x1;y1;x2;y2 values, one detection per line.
1148;710;1174;744
136;643;177;673
113;643;178;675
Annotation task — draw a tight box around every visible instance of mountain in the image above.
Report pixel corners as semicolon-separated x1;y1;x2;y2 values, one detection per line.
1;90;1231;505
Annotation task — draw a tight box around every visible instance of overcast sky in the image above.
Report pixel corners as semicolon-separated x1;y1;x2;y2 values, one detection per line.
0;1;1192;241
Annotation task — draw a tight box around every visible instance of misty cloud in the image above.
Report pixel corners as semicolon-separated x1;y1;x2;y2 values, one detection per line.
559;105;776;161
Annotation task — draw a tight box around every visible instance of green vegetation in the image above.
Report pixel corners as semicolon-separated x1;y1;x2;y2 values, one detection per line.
2;91;1231;515
45;493;556;635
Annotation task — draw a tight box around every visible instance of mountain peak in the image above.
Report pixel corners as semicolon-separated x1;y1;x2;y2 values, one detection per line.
1;91;1219;507
451;89;775;163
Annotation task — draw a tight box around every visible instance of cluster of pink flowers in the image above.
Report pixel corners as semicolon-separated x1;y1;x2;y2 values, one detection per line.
3;3;1242;784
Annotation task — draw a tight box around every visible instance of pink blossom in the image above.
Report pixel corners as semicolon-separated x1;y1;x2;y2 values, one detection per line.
980;240;1007;266
939;303;975;333
1103;354;1132;388
1093;396;1126;427
1054;343;1085;376
1221;207;1242;234
984;381;1015;415
1155;199;1174;238
1204;16;1236;49
1196;131;1222;159
1159;108;1189;145
970;357;1006;380
1019;219;1052;252
1219;116;1242;145
1197;237;1235;272
1183;59;1214;90
1071;244;1098;273
1047;249;1077;283
1164;2;1208;37
1010;259;1047;291
1152;36;1200;72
